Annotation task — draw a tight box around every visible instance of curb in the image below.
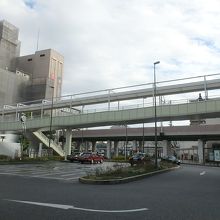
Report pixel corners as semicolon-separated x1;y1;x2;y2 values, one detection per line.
181;162;220;167
79;166;179;185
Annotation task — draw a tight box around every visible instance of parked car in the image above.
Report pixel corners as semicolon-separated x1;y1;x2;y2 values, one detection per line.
162;155;181;165
96;152;107;159
129;153;147;166
67;152;84;163
79;152;104;164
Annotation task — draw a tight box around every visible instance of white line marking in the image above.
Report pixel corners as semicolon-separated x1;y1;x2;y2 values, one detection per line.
0;172;73;181
5;199;148;213
65;177;80;180
200;171;206;176
32;171;80;177
0;172;26;177
61;173;78;177
31;176;68;180
29;172;52;175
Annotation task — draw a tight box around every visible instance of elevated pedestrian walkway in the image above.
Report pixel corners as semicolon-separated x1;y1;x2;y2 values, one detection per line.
1;97;220;131
1;74;220;116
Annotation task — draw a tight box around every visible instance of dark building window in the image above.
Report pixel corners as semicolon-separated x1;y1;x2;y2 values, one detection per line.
40;54;45;57
27;58;32;61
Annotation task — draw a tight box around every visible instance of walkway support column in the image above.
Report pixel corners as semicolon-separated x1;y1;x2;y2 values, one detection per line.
92;141;96;152
38;143;42;157
198;139;204;164
133;140;137;153
64;128;72;160
162;140;172;157
74;141;80;152
114;141;119;157
138;141;143;152
107;140;111;159
84;141;89;152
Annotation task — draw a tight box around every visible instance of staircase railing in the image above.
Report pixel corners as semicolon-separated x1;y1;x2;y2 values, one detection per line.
33;130;64;157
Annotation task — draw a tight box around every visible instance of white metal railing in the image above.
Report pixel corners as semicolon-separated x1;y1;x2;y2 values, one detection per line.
1;72;220;109
60;72;220;101
0;95;218;124
1;97;220;132
1;72;220;124
33;130;64;156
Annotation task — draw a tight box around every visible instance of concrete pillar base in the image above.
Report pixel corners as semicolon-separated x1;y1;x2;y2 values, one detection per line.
92;141;96;152
64;128;72;160
162;140;172;157
107;140;111;159
114;141;119;157
198;139;204;164
138;141;142;152
38;143;42;157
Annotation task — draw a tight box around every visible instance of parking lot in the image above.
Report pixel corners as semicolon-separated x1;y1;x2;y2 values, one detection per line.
0;161;119;182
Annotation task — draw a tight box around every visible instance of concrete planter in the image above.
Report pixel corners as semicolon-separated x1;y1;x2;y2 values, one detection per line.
79;166;179;185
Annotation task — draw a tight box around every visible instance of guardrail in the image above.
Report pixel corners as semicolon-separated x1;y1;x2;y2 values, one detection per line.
0;96;204;122
1;97;220;131
1;73;220;118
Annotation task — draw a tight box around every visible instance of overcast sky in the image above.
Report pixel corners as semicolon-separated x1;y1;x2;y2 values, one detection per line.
1;0;220;96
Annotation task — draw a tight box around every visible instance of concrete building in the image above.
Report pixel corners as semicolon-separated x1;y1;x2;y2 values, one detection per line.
16;49;64;101
0;20;20;72
0;20;64;158
0;68;30;106
0;20;64;105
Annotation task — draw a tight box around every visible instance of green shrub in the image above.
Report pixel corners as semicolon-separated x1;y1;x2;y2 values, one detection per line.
83;159;178;180
0;154;11;161
111;155;128;161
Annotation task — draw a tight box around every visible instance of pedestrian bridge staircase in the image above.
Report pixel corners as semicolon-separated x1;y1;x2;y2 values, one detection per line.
33;130;64;157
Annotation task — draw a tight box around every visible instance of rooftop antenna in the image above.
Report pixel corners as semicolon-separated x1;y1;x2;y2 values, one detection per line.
36;28;40;51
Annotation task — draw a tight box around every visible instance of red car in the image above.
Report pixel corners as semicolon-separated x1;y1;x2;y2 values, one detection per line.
79;153;104;164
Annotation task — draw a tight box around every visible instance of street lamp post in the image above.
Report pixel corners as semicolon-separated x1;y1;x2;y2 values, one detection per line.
154;61;160;168
48;86;54;150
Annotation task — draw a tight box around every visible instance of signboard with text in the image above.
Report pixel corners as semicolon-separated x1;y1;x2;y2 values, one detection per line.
214;150;220;162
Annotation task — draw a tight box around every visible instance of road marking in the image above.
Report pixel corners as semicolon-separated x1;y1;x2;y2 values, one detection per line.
65;177;80;180
31;176;70;180
5;199;148;213
61;173;79;177
200;171;206;176
29;171;53;175
0;172;76;181
0;172;26;177
32;170;80;177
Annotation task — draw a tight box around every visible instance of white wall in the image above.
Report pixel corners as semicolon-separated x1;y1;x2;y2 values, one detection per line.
0;134;20;158
179;141;197;149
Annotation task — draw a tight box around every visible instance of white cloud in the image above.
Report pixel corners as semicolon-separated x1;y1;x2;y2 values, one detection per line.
1;0;220;95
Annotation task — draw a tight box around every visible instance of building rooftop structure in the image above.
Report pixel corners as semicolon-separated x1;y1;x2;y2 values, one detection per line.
16;49;64;101
0;20;20;72
0;20;64;105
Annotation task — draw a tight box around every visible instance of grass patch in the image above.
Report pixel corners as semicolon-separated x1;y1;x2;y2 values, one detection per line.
110;155;128;162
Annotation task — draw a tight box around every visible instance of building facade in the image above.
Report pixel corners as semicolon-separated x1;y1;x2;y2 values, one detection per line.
16;49;64;101
0;20;64;106
0;68;30;105
0;20;64;158
0;20;20;72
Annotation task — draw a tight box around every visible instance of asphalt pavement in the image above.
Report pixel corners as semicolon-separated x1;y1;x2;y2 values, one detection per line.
0;163;219;220
0;161;119;182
